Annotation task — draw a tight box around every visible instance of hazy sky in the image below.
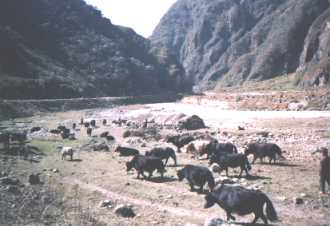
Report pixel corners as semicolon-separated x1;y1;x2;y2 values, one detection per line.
84;0;177;37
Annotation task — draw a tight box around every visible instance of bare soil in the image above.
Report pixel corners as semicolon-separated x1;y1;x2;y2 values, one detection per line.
1;91;330;226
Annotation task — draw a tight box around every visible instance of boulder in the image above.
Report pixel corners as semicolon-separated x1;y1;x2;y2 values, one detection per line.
99;200;113;208
204;218;228;226
114;204;136;218
0;177;20;185
179;115;206;130
28;174;41;185
93;142;110;152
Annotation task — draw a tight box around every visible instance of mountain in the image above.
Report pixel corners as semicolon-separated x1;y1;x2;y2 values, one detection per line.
151;0;330;91
0;0;189;99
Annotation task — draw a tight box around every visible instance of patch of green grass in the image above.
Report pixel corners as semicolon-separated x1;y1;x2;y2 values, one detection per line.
29;139;82;154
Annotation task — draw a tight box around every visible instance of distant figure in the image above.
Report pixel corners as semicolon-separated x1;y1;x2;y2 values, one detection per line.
87;128;92;137
142;119;148;128
72;123;76;130
102;119;107;126
320;148;330;194
80;118;84;125
91;120;96;127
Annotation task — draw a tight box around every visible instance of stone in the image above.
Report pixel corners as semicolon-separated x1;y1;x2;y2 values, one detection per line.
294;197;304;205
0;177;20;185
28;174;41;185
99;200;113;208
114;204;135;218
178;115;206;130
204;218;228;226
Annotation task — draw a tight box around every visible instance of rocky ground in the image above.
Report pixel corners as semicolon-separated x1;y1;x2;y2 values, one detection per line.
1;91;330;226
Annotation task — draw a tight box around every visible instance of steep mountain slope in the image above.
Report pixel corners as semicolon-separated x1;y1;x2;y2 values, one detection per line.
0;0;188;99
151;0;330;91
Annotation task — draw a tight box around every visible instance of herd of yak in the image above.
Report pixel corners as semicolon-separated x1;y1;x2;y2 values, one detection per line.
0;117;330;225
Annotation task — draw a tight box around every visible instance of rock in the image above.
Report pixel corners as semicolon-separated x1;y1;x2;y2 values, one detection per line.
99;200;113;208
300;193;307;198
238;126;245;131
41;195;52;205
0;177;20;185
0;171;7;177
114;204;136;218
178;115;206;130
211;164;221;173
204;218;227;226
294;197;304;205
53;168;59;173
256;131;270;138
166;195;173;199
277;196;287;202
6;185;20;194
28;174;41;185
92;142;110;152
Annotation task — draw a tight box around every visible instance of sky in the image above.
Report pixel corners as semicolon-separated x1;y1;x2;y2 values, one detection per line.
84;0;177;37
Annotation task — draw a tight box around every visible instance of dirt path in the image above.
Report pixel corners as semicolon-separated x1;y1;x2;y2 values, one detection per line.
66;178;211;220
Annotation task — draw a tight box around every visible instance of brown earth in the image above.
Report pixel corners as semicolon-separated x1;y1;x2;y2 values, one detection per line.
1;92;330;226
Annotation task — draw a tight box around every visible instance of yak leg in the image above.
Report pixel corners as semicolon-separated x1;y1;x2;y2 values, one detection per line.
164;158;169;167
251;214;260;224
238;167;243;178
321;176;326;193
260;213;268;225
226;212;236;221
189;182;195;191
198;184;204;194
225;168;229;177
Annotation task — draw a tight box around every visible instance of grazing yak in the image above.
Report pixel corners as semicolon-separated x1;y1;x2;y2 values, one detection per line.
87;128;92;137
10;132;28;145
58;146;75;161
245;143;284;164
30;127;41;133
0;132;10;149
126;155;165;179
90;120;96;127
320;148;330;194
145;147;177;166
204;184;278;225
177;165;215;193
115;146;140;156
200;140;238;159
209;153;251;177
166;134;195;152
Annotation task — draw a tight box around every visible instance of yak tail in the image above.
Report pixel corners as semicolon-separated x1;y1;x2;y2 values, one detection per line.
276;146;286;160
264;195;278;222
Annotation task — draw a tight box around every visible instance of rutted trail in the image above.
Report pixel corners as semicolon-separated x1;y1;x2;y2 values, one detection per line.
66;178;212;219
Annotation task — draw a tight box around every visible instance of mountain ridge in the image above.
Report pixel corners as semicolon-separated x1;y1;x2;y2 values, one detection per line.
0;0;189;99
151;0;330;91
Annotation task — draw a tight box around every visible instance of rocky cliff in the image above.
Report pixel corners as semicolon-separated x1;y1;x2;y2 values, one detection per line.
0;0;188;99
151;0;330;91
